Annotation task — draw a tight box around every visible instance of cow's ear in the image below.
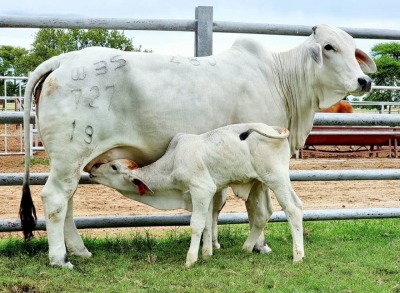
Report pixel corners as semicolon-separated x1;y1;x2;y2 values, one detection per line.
356;48;377;73
307;42;323;67
129;175;153;195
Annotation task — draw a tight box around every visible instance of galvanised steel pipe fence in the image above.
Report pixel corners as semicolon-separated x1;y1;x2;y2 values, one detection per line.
1;6;399;232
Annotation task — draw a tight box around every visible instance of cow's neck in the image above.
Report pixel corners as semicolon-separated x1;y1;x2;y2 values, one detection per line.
272;46;318;153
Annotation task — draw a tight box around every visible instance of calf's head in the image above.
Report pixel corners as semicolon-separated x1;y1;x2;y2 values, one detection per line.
306;24;376;109
89;159;151;195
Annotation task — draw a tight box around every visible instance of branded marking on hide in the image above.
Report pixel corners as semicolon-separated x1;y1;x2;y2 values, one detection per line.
71;67;86;81
110;55;127;70
94;61;108;75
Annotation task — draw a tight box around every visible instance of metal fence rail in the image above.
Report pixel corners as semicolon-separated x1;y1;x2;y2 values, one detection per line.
1;208;399;232
2;169;400;186
2;16;400;40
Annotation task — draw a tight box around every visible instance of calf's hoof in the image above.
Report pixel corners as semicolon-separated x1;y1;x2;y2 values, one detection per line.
212;242;221;249
69;247;92;258
253;245;272;254
76;249;92;258
293;250;305;262
185;254;198;268
293;254;305;263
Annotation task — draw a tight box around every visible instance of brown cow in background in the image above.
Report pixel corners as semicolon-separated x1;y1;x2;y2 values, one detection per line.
321;100;353;113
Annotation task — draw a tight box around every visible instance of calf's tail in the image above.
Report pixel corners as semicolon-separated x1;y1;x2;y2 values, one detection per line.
239;127;289;141
20;54;64;240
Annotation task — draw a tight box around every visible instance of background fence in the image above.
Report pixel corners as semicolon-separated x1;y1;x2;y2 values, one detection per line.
0;76;44;156
0;6;400;232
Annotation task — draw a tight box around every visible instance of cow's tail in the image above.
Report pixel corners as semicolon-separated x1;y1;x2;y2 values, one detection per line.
20;55;64;240
239;127;289;141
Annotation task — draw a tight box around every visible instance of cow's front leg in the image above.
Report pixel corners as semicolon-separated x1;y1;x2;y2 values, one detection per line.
186;185;215;267
64;196;92;258
244;183;273;254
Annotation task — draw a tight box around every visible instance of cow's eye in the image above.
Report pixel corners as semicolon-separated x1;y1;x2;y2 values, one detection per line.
324;44;335;51
111;165;117;171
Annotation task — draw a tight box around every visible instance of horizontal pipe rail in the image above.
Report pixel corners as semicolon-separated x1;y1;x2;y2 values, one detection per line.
2;113;400;126
313;113;400;127
0;16;196;32
213;22;400;40
0;112;35;124
0;76;28;80
1;208;399;232
372;86;400;90
1;16;400;40
2;169;400;187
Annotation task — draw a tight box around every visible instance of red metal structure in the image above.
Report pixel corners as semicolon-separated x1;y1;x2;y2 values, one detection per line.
301;126;400;158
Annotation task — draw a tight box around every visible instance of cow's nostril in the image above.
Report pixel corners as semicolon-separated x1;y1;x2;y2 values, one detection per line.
358;77;372;91
358;77;367;87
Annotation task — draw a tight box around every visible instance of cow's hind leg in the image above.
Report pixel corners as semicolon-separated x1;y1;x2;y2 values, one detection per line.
243;182;273;253
41;170;81;268
64;196;92;258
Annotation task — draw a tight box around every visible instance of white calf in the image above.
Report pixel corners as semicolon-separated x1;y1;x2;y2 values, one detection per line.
90;123;303;266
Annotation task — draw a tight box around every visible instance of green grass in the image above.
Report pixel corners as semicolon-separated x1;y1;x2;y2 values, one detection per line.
20;157;50;167
0;219;399;292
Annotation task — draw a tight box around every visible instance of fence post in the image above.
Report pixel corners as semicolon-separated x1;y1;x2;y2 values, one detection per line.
195;6;213;57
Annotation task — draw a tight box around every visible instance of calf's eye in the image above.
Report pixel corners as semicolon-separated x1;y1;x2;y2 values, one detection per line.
324;44;335;51
111;165;117;171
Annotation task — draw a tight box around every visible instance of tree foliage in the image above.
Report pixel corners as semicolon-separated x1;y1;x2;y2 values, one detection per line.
0;45;33;96
364;42;400;109
30;28;143;66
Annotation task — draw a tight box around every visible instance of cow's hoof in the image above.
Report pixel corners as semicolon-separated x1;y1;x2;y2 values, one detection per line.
50;254;74;269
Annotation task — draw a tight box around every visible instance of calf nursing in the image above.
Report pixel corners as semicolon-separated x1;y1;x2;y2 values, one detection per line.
90;123;303;266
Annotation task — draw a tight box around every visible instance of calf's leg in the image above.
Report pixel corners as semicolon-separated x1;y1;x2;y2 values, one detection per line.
267;174;304;262
211;189;228;249
186;185;215;267
201;200;214;258
244;183;273;254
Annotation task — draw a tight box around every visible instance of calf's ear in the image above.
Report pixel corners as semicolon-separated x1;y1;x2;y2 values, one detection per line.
355;48;377;73
129;174;153;195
